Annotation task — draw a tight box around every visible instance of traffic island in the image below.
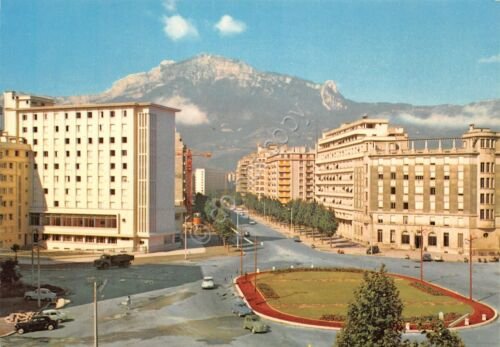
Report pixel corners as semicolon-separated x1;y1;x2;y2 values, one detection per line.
235;267;497;331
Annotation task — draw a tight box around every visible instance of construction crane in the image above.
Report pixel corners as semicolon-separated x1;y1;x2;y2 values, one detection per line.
176;149;212;216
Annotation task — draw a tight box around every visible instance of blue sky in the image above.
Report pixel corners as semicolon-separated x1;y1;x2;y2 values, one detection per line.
0;0;498;105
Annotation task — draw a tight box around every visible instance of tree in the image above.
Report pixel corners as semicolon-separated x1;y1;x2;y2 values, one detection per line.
404;319;466;347
193;193;209;219
336;265;404;347
213;209;234;246
0;259;22;288
10;244;20;261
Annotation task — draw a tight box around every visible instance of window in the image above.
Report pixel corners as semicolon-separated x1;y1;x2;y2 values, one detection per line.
403;202;408;210
390;230;395;243
121;150;127;156
377;230;383;242
54;201;59;207
391;187;396;194
428;233;437;246
65;138;70;144
99;138;104;144
77;138;81;144
401;232;410;245
110;176;115;182
377;216;383;224
390;172;396;179
110;150;116;156
390;202;396;209
76;176;81;182
378;174;383;180
55;126;59;132
458;233;463;248
415;175;423;180
76;112;81;119
430;187;436;195
122;137;127;143
403;174;408;180
88;138;93;144
110;163;116;169
110;111;115;117
87;112;92;118
443;233;449;247
54;163;59;169
122;163;127;169
110;137;115;144
110;189;116;195
44;188;48;194
403;215;408;224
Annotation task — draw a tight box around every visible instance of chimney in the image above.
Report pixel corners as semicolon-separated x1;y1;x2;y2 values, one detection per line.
469;124;475;131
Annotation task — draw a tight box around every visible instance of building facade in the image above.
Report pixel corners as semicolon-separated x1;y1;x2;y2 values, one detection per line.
3;91;179;252
194;168;227;195
0;132;31;248
236;153;254;195
316;118;499;254
266;146;315;204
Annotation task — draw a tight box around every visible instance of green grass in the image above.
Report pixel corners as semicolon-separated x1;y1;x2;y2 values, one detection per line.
257;271;472;321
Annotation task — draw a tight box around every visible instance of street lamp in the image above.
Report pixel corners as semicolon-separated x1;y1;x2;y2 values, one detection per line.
236;212;240;248
184;215;190;260
288;207;293;232
418;227;430;282
467;232;488;300
31;229;41;307
254;235;258;292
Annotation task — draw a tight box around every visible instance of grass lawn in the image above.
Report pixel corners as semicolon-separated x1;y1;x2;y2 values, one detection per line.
257;270;472;321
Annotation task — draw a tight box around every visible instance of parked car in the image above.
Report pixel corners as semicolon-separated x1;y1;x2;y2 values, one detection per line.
433;255;444;262
201;276;215;289
37;309;69;323
232;300;253;317
249;220;256;225
243;231;251;237
422;253;433;261
16;316;58;334
24;288;57;302
293;236;301;242
366;245;380;254
243;314;268;333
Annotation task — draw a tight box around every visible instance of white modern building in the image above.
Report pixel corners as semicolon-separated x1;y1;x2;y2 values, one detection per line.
3;91;180;252
194;168;227;195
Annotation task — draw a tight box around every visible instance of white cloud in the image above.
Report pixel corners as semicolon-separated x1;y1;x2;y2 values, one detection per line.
163;15;198;41
163;0;177;12
394;106;500;129
156;95;209;126
478;54;500;64
214;15;246;36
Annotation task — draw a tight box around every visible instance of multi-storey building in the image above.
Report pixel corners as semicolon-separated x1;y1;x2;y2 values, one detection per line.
0;132;31;248
174;131;187;233
316;117;499;254
246;147;269;199
266;146;315;204
236;153;254;195
3;91;179;252
194;168;227;195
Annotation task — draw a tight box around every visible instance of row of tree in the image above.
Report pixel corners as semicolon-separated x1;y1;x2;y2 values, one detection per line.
244;194;338;238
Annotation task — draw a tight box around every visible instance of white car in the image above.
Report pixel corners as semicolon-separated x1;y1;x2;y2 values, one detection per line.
248;220;256;225
24;288;57;302
201;276;215;289
38;309;69;322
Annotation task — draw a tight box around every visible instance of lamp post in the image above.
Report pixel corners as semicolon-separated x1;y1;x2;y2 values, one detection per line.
254;236;258;292
418;227;430;282
94;281;98;347
467;232;488;301
288;207;293;232
236;212;240;248
184;215;189;260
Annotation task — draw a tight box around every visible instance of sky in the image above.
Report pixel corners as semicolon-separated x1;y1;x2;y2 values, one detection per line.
0;0;498;106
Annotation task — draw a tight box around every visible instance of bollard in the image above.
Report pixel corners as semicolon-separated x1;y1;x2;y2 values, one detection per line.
438;312;444;320
257;268;260;273
290;265;294;269
311;264;314;268
272;266;276;271
482;314;487;321
405;322;410;331
464;318;469;326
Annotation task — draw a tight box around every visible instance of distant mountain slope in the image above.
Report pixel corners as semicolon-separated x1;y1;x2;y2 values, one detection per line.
13;54;500;170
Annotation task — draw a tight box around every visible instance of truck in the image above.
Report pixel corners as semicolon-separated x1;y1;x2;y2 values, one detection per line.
94;254;134;269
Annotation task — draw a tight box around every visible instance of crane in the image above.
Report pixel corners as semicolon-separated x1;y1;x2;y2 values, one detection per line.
176;149;212;216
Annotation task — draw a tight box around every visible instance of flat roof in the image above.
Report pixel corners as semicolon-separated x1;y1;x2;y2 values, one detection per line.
7;102;180;113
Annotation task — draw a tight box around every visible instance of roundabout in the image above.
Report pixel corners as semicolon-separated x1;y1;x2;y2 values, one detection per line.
235;267;497;331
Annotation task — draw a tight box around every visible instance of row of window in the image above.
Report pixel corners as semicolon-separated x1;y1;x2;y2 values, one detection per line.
377;230;450;247
479;209;495;220
38;149;128;158
22;110;127;121
35;162;128;171
23;124;128;134
479;138;495;149
480;193;495;205
383;201;464;211
0;150;28;158
480;177;495;189
480;162;495;173
30;213;117;228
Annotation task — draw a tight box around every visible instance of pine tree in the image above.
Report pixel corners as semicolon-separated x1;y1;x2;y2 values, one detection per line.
336;265;404;347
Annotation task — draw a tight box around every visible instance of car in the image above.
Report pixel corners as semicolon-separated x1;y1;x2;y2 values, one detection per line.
366;245;380;254
293;236;301;242
15;316;58;334
37;309;69;323
243;231;251;237
433;255;444;262
243;314;268;333
201;276;215;289
422;253;433;261
24;288;57;302
232;300;253;317
248;220;256;225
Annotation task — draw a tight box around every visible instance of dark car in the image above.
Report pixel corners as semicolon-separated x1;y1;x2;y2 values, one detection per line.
422;253;433;261
15;315;58;334
366;245;380;254
232;300;253;317
293;236;301;242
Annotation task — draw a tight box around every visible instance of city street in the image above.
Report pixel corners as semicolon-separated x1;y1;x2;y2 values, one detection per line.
1;221;499;347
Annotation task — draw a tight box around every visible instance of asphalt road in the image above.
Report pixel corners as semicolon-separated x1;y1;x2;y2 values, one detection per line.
1;220;499;347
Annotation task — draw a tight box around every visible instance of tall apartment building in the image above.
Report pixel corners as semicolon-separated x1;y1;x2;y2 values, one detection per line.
266;146;315;204
0;132;31;248
194;168;227;195
3;91;179;252
174;131;187;233
246;146;269;198
316;118;499;254
236;153;254;195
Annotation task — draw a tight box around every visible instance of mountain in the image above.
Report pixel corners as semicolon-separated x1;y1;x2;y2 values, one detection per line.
14;54;500;169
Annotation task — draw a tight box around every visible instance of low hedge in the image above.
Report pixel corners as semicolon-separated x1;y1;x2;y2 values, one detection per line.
320;314;346;321
257;283;280;299
410;281;444;296
272;267;368;274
